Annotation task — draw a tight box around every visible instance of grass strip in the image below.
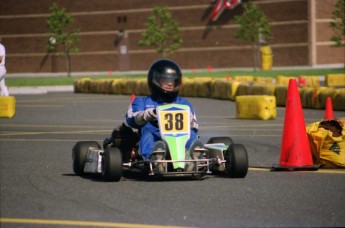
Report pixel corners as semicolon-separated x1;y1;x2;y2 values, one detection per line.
6;68;344;87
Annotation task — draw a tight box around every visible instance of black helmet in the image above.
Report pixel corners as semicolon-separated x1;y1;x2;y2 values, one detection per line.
147;59;182;102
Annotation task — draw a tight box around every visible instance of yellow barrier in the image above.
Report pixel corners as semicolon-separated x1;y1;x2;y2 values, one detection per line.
333;88;345;111
102;79;114;94
234;76;254;82
325;74;345;87
236;95;276;120
0;96;16;118
89;79;98;93
298;75;321;87
260;45;273;70
254;77;274;84
312;87;335;109
181;78;197;97
194;78;212;98
228;81;240;100
235;82;251;96
74;78;92;93
111;79;122;95
136;78;150;96
276;76;297;86
73;77;345;111
120;79;136;95
274;86;288;106
210;79;239;100
250;83;275;96
261;55;273;70
210;79;230;100
300;87;315;108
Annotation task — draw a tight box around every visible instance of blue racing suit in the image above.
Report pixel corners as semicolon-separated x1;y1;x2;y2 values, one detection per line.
126;95;199;159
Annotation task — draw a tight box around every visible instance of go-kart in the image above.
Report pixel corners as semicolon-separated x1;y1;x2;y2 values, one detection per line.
72;104;248;181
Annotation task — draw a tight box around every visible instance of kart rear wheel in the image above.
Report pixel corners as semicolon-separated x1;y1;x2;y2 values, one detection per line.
225;144;248;178
102;147;122;182
72;141;101;175
207;136;234;145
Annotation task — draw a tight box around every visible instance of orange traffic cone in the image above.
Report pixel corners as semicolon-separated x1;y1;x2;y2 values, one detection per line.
130;94;136;103
324;97;334;119
272;79;319;171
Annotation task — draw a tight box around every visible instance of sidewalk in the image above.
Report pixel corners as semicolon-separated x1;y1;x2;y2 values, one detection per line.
8;85;74;95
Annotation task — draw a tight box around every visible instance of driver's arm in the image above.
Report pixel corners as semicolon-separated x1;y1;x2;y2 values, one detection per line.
190;110;199;130
126;98;156;127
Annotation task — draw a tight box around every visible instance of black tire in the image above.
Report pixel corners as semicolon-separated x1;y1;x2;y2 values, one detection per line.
72;141;101;175
207;136;234;145
102;147;122;182
225;144;248;178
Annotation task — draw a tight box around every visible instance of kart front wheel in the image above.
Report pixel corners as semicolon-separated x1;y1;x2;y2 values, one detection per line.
207;136;234;145
72;141;101;175
225;144;248;178
102;147;122;182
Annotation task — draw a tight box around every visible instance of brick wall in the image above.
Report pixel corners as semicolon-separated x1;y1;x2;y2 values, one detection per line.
0;0;343;73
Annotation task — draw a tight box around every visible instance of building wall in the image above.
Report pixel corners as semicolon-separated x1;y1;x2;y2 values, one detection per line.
0;0;343;73
314;0;344;65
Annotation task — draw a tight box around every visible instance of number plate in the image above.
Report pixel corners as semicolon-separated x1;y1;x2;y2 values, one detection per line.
158;110;189;135
157;104;191;137
157;104;191;169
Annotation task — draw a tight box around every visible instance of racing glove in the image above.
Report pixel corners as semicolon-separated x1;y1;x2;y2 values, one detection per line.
143;108;156;121
135;108;156;126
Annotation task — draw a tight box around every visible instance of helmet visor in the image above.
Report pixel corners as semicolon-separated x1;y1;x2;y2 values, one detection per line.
153;72;181;92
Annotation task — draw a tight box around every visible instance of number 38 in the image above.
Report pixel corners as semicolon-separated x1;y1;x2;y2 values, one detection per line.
164;113;184;131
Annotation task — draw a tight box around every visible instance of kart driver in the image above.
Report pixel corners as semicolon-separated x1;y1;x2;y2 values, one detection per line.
126;59;201;162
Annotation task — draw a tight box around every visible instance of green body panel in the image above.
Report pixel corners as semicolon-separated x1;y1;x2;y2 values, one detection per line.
164;135;188;169
204;145;228;151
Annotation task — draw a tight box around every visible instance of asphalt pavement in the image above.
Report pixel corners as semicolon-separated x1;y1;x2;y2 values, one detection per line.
1;91;344;228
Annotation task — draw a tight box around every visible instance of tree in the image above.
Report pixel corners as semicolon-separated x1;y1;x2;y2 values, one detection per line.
329;0;345;48
234;2;271;71
46;3;79;77
138;6;183;58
